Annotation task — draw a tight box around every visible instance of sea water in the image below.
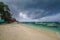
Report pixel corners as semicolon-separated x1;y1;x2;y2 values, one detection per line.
0;19;5;23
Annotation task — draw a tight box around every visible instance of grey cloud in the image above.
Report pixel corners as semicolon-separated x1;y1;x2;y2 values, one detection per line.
39;13;60;22
0;0;60;22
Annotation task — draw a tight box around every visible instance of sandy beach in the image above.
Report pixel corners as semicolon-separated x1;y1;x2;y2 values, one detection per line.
0;22;60;40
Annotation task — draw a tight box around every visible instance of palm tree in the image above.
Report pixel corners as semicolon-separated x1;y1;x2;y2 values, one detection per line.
0;2;11;23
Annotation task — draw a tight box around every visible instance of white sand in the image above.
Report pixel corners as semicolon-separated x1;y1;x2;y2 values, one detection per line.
0;22;60;40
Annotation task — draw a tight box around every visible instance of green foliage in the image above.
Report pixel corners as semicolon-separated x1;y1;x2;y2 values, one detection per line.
4;5;10;11
0;2;11;22
0;2;4;7
0;2;10;14
0;2;4;14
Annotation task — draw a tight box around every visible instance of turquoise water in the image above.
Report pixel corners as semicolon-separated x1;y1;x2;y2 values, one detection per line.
21;22;60;32
0;19;5;23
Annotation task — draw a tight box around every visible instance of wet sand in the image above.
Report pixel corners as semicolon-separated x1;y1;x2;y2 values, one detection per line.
0;22;60;40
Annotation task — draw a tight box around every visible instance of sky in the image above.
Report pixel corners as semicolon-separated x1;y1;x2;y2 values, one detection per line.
0;0;60;22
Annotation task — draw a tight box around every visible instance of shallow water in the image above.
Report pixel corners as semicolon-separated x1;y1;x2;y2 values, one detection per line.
21;22;60;32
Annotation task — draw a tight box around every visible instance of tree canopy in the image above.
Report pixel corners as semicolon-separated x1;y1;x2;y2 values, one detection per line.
0;2;11;23
0;2;16;23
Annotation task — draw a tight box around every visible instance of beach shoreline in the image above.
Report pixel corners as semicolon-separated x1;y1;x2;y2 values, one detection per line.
0;22;60;40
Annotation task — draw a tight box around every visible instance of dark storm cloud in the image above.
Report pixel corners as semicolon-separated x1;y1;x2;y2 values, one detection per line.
0;0;60;22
